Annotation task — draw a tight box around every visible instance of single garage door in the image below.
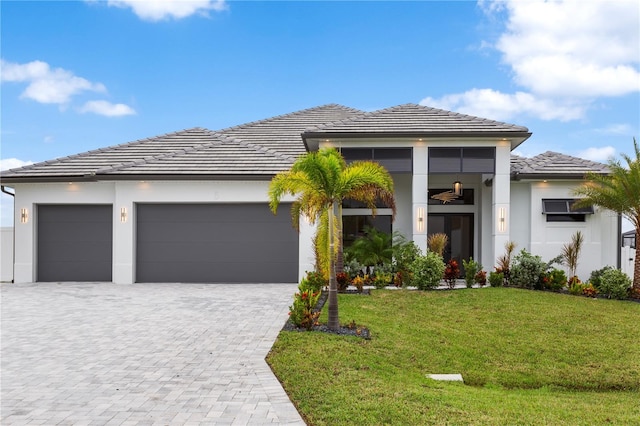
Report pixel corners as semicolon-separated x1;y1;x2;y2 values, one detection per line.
37;205;113;282
136;203;298;283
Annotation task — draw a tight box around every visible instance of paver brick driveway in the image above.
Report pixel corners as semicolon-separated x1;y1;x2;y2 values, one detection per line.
1;282;305;425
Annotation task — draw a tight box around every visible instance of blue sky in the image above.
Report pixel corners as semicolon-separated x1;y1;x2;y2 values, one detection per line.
1;0;639;226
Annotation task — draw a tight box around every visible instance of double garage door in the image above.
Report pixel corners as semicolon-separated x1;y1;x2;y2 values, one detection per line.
37;203;298;283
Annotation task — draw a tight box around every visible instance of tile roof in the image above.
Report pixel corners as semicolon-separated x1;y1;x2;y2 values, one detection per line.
303;103;531;137
218;104;363;158
0;104;362;181
511;151;609;178
3;104;599;183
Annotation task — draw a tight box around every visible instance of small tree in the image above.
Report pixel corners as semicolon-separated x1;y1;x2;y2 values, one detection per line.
561;231;584;285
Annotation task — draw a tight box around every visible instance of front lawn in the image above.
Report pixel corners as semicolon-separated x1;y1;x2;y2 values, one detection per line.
267;288;640;425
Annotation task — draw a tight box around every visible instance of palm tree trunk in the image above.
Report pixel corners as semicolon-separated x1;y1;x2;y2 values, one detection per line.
327;201;339;330
336;204;344;274
634;226;640;291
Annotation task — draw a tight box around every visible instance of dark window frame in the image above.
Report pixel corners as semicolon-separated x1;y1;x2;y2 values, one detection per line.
340;147;413;173
541;199;594;215
428;147;496;174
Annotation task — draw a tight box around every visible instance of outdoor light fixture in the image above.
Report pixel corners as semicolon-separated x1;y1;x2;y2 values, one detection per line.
120;207;127;223
20;208;28;224
416;207;425;232
498;207;506;233
453;180;463;196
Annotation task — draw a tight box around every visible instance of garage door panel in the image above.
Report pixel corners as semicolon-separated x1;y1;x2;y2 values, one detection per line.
38;261;112;282
38;205;113;282
136;204;298;283
38;242;113;262
39;223;112;243
137;260;297;283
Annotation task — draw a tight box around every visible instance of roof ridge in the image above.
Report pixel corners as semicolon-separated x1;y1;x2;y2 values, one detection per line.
214;131;296;161
218;104;362;134
304;102;529;133
1;127;214;175
412;103;528;130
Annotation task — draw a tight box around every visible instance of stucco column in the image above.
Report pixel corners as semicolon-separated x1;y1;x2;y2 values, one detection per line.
492;142;511;266
113;182;135;284
412;145;428;253
12;194;34;283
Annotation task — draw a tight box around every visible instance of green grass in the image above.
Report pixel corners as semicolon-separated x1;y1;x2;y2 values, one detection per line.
267;288;640;425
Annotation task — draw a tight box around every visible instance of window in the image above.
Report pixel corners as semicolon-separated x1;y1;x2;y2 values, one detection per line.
542;199;593;222
340;148;412;173
428;147;495;174
342;215;392;248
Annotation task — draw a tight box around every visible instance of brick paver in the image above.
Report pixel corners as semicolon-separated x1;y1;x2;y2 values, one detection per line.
1;283;305;425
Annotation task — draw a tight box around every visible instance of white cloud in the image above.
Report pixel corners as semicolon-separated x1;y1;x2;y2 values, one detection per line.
577;146;616;162
80;100;136;117
1;59;106;104
2;59;136;116
488;0;640;98
107;0;227;21
421;88;585;122
0;158;33;171
425;1;639;123
593;123;634;136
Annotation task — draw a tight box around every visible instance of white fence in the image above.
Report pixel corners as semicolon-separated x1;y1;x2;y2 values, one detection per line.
621;246;636;281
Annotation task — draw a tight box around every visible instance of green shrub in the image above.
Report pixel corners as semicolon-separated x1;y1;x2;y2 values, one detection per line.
599;269;631;300
488;271;504;287
289;289;321;330
304;270;327;292
462;257;481;288
589;266;614;290
545;268;567;291
392;239;421;286
409;251;445;290
343;258;364;280
373;272;392;289
569;282;586;295
510;250;547;289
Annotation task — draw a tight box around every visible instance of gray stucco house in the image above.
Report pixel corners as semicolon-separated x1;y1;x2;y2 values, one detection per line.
1;103;618;284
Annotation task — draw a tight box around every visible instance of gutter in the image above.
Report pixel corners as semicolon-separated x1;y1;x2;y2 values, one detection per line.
1;185;15;283
617;214;622;270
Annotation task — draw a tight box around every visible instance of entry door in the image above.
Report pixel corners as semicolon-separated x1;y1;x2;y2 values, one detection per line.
427;214;473;272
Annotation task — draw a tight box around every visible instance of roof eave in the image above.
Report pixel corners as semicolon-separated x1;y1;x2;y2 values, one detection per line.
0;173;279;184
303;131;532;151
511;171;609;181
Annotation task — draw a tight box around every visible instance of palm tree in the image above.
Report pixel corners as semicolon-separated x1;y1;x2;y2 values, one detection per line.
573;138;640;292
269;148;396;330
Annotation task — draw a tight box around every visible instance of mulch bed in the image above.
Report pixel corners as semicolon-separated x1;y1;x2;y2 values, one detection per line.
281;288;371;339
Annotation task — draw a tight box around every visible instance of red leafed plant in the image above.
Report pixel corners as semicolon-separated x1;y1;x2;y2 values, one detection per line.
444;259;460;289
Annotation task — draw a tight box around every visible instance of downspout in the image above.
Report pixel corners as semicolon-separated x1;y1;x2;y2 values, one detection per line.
1;185;15;283
617;213;622;270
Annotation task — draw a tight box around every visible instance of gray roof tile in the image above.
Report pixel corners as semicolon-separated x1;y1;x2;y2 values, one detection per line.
1;105;362;181
303;103;530;136
511;151;609;177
